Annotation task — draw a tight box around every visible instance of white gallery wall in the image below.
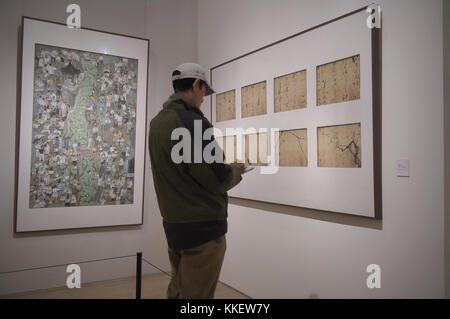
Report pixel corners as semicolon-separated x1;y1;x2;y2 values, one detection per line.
0;0;196;296
198;0;446;298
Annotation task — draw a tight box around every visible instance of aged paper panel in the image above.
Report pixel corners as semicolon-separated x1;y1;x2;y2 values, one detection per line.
216;89;236;122
243;132;268;166
316;55;360;106
241;81;267;118
274;70;307;113
215;136;225;162
216;136;224;150
277;129;308;167
317;123;361;168
224;135;236;164
215;136;235;164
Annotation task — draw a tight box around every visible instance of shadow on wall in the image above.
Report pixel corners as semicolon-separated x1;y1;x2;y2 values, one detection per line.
229;197;383;230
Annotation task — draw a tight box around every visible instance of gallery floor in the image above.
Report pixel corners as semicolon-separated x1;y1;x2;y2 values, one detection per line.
3;273;250;299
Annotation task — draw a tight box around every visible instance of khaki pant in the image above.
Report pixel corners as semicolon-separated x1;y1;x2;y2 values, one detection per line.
167;235;226;299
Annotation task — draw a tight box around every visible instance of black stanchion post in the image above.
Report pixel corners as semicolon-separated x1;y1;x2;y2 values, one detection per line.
136;252;142;299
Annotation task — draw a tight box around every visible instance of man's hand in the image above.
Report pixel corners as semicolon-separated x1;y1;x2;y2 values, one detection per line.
230;162;247;175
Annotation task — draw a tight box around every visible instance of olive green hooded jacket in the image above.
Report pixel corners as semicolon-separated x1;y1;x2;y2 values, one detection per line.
149;93;242;250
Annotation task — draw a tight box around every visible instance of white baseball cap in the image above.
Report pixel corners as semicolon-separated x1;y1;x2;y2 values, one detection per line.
172;62;215;96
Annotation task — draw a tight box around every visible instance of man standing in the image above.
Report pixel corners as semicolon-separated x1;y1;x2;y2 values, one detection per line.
149;63;245;299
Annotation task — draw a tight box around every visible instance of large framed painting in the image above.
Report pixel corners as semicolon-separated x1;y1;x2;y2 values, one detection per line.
210;7;381;218
16;17;149;232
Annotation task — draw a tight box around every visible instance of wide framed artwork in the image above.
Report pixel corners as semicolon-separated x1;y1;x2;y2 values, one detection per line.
16;17;149;232
210;7;381;218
